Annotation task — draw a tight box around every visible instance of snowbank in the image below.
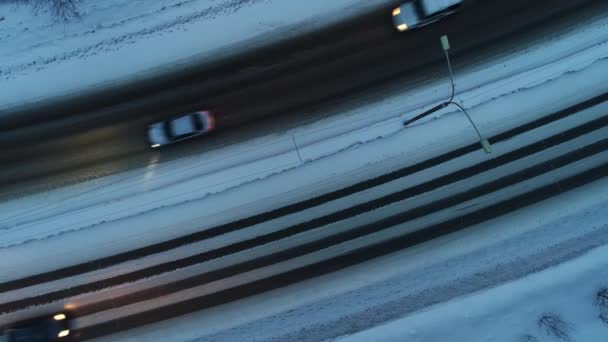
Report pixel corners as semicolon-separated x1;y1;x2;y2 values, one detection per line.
339;222;608;342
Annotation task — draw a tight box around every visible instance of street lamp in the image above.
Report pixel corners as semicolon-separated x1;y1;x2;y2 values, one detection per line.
404;35;492;154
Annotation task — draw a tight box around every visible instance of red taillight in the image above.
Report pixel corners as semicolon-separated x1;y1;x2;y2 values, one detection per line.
206;112;216;131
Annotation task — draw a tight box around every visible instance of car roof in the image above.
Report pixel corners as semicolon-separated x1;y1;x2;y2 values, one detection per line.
171;115;196;136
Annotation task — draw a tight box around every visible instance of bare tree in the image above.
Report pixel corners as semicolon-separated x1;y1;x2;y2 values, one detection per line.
599;313;608;326
596;288;608;311
594;288;608;326
5;0;80;19
522;334;540;342
538;314;574;342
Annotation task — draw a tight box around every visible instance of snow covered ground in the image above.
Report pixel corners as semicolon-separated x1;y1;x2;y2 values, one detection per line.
0;0;394;109
338;204;608;342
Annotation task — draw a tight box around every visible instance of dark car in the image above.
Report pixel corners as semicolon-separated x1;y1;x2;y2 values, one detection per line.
2;313;71;342
392;0;462;31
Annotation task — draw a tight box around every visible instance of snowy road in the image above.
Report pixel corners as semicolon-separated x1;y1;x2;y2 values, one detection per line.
1;0;608;341
0;0;595;199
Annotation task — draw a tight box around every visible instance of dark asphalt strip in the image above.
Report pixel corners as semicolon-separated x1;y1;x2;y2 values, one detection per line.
70;135;608;317
74;163;608;341
3;108;608;314
1;92;607;294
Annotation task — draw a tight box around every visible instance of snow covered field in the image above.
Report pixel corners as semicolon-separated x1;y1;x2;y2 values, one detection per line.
0;0;394;109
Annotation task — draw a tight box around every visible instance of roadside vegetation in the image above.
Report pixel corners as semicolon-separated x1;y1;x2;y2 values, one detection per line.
518;286;608;342
2;0;80;19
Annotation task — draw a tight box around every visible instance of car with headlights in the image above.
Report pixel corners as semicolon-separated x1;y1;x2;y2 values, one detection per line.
148;110;216;148
392;0;462;32
1;313;71;342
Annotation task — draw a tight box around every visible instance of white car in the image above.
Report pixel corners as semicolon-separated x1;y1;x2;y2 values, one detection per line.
148;111;216;148
392;0;462;32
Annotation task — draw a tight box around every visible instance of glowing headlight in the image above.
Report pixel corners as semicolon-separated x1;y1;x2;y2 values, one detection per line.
58;329;70;338
397;23;408;31
53;313;66;321
392;7;400;16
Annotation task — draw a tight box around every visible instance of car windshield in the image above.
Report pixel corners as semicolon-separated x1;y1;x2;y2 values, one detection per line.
163;121;173;139
193;114;204;131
